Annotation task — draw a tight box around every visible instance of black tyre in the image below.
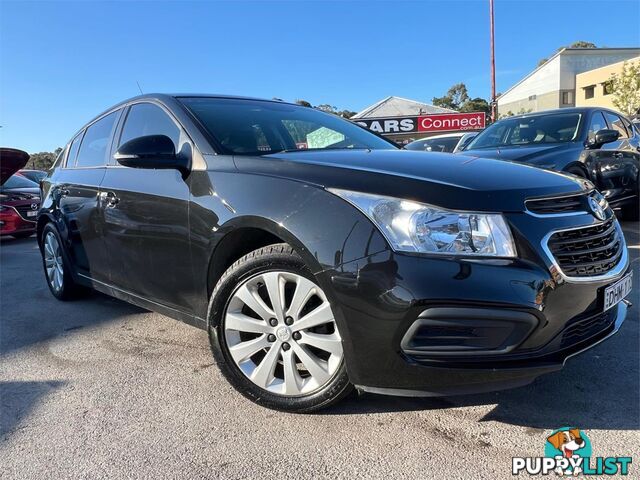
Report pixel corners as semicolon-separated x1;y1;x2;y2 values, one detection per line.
12;232;34;239
566;166;587;178
40;223;88;300
207;243;352;412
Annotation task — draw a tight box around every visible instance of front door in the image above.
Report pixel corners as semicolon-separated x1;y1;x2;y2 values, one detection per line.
100;102;194;313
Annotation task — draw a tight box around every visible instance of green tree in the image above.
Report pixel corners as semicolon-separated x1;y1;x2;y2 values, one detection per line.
460;97;490;114
292;100;356;118
432;83;469;110
316;104;337;113
433;83;490;114
336;109;357;119
25;148;62;170
610;61;640;115
538;41;597;66
569;40;597;49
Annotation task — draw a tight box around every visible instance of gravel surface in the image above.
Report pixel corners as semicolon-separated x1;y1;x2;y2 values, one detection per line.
1;221;638;479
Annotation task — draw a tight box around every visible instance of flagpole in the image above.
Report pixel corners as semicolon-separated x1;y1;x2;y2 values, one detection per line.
490;0;497;122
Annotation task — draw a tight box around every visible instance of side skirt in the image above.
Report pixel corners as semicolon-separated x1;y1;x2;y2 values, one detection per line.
78;274;207;330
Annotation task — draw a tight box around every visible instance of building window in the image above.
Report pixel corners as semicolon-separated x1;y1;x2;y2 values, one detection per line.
561;91;574;105
602;81;614;96
584;85;595;99
528;94;537;101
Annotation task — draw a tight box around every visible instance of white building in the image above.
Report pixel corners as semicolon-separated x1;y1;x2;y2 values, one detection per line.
497;48;640;116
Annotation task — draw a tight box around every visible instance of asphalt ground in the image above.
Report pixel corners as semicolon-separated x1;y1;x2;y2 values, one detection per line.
1;221;639;479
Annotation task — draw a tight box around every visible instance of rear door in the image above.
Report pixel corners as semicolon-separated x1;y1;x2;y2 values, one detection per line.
100;101;194;312
54;110;120;282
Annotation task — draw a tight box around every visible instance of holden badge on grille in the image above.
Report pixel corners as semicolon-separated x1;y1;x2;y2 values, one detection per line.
588;193;606;221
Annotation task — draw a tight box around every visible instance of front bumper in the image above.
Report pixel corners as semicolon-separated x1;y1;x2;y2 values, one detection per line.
320;212;630;396
0;208;37;236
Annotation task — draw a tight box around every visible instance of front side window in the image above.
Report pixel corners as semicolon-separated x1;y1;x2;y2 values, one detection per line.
75;111;118;167
119;103;181;150
587;112;608;142
604;111;629;139
179;97;396;155
466;113;581;149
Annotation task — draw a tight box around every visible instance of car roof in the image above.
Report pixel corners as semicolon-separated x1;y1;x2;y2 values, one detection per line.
111;93;292;110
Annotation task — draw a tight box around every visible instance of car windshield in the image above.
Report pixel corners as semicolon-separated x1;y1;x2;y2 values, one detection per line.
406;136;460;153
179;97;396;155
466;113;582;149
1;174;38;190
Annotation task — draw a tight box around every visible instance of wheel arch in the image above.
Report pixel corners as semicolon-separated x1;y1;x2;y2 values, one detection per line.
36;213;54;250
205;216;321;298
563;161;590;178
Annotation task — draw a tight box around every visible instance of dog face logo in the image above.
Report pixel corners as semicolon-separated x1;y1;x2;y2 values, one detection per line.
547;429;586;458
544;427;592;476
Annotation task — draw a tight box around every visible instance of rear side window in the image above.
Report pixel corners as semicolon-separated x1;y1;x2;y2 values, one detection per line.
119;103;181;150
604;112;629;139
75;111;118;167
65;133;83;167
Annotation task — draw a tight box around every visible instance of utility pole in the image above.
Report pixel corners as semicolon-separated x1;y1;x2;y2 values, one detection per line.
489;0;497;122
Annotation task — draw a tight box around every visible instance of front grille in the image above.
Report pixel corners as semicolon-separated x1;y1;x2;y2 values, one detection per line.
560;309;616;348
14;204;39;221
526;192;587;214
547;218;623;277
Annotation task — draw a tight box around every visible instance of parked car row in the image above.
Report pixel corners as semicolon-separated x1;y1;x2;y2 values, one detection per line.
403;107;639;219
30;94;634;412
461;107;639;220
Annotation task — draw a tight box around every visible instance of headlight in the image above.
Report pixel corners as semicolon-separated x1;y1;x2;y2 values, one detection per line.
328;189;516;257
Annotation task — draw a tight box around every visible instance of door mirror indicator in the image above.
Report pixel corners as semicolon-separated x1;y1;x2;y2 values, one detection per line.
114;135;190;176
588;129;620;149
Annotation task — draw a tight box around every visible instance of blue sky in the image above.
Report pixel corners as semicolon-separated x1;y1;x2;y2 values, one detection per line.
1;0;639;152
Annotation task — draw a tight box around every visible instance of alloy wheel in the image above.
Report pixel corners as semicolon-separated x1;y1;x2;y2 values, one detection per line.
224;271;343;396
44;231;64;292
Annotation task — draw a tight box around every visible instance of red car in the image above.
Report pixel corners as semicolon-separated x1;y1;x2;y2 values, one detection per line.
1;148;40;239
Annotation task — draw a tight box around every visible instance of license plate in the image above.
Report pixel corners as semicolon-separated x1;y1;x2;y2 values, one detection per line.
603;272;633;311
26;211;37;217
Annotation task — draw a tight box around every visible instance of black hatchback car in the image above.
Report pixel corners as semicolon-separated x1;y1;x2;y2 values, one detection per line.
38;95;632;412
462;107;640;219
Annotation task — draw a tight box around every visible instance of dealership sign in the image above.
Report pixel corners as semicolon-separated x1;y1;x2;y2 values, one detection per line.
354;112;486;135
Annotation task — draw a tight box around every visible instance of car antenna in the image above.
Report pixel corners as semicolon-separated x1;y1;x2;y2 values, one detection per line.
136;81;144;95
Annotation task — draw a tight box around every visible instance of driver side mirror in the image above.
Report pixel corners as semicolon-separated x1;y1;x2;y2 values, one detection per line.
114;135;190;176
588;129;620;148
